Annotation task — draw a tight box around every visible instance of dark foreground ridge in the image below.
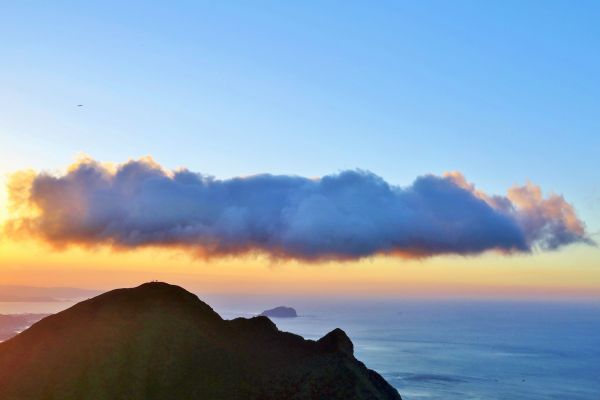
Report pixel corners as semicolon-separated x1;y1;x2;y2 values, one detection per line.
0;282;401;400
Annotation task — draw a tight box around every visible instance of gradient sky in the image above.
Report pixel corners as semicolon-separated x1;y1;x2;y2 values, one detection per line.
1;1;599;298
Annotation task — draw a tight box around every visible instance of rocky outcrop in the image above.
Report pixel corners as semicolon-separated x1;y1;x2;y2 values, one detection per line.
260;306;298;318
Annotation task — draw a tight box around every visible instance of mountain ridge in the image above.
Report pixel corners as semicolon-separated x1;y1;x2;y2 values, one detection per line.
0;282;401;400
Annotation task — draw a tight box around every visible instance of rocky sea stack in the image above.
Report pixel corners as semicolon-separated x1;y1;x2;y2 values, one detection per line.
260;305;298;318
0;282;401;400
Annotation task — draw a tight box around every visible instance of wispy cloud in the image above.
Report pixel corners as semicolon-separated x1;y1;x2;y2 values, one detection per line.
3;157;593;261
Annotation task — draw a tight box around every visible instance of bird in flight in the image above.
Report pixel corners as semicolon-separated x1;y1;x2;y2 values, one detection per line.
77;104;83;107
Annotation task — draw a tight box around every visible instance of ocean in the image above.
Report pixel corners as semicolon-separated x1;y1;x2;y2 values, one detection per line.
2;298;599;399
216;299;600;400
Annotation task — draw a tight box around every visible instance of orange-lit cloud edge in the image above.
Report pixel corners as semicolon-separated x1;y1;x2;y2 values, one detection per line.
0;157;598;300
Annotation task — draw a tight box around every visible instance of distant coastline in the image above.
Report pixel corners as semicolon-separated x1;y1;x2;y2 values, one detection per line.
0;285;99;303
0;296;65;303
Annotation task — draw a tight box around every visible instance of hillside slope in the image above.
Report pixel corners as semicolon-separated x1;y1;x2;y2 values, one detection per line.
0;282;401;400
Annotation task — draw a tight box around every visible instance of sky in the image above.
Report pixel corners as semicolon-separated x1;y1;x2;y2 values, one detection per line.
1;1;599;298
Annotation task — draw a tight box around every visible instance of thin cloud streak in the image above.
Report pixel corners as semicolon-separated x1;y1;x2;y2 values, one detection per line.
3;157;593;261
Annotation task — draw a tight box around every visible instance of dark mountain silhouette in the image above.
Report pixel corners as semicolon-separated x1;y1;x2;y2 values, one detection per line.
260;305;298;318
0;282;401;400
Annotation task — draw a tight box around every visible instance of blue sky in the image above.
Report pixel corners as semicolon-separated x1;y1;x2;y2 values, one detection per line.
1;1;599;233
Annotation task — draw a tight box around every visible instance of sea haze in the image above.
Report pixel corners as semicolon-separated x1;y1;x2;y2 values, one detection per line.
2;296;599;399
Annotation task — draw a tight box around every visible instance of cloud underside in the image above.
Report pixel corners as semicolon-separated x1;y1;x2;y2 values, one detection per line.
4;158;592;261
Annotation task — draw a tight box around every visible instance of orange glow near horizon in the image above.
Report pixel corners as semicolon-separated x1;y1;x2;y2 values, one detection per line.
1;237;599;300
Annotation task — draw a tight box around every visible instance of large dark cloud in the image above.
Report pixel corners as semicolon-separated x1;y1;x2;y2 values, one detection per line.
4;158;592;260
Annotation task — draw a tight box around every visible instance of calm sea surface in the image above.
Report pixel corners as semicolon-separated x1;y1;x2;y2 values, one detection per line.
2;298;599;399
217;300;600;400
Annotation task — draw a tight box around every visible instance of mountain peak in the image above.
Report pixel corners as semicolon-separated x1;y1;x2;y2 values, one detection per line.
137;281;178;290
77;281;222;323
318;328;354;356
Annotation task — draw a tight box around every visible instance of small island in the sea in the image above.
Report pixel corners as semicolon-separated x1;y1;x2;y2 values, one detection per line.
259;306;298;318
